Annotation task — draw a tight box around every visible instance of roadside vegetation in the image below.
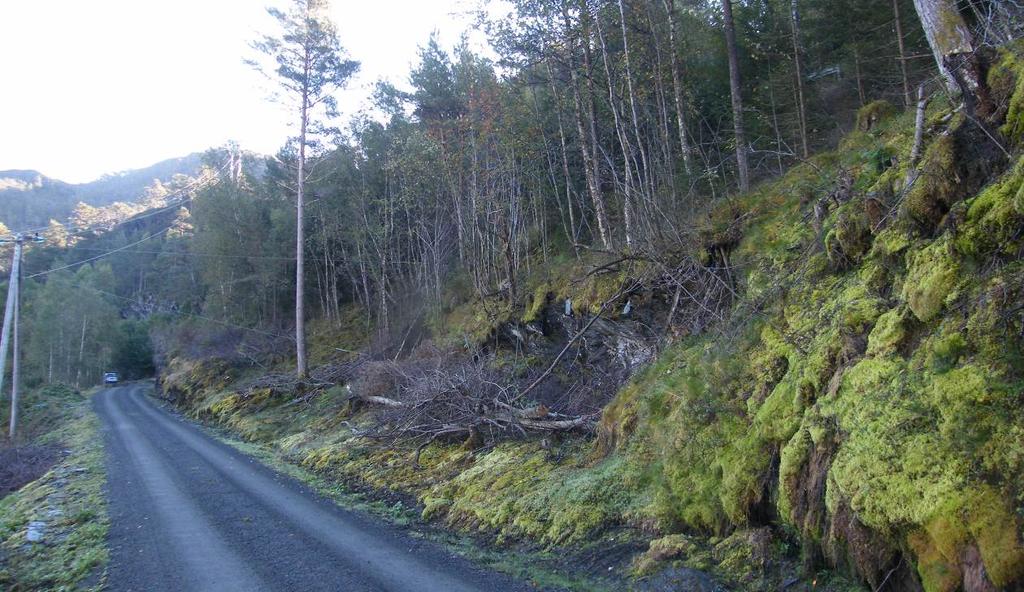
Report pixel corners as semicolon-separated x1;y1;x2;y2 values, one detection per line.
1;0;1021;589
0;385;109;591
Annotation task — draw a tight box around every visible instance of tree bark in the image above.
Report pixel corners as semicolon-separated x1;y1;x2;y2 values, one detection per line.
564;4;611;249
790;0;809;159
912;0;987;113
663;0;693;175
594;10;637;247
910;85;930;166
295;54;310;380
722;0;750;192
893;0;912;107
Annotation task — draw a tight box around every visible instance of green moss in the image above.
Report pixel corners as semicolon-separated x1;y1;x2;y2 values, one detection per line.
869;223;912;262
902;237;960;322
904;134;958;228
632;533;699;576
989;43;1024;146
826;201;873;268
778;426;813;526
866;307;908;356
964;486;1024;587
0;398;109;591
955;155;1024;259
925;330;966;373
856;100;896;132
522;283;551;323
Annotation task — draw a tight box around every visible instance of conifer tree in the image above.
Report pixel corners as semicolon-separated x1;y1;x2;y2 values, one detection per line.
248;0;359;378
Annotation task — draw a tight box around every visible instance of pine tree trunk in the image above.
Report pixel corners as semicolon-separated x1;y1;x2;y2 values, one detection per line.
295;70;309;380
722;0;750;192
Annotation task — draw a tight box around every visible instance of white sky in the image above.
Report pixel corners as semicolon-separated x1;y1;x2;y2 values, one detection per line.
0;0;491;183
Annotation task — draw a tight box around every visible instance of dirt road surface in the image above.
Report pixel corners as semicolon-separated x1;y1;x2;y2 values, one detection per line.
94;384;534;592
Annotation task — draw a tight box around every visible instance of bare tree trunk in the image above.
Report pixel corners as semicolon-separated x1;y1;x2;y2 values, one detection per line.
619;0;653;202
295;75;309;379
912;0;986;113
893;0;912;107
595;9;636;247
663;0;693;175
909;85;930;166
854;46;867;106
767;60;785;175
579;0;601;200
545;59;580;253
75;317;87;389
564;4;611;249
722;0;750;192
790;0;809;159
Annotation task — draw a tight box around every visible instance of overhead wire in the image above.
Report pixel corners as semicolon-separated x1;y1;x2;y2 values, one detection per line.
9;162;228;240
65;279;294;342
26;225;176;278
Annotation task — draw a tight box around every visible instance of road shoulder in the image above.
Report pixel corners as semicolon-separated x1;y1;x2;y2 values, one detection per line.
0;389;109;590
146;383;612;591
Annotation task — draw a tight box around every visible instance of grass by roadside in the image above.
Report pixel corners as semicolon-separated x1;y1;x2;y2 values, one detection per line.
145;385;625;592
0;387;109;591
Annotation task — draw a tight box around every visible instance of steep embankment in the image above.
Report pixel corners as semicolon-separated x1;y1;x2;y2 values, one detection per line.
160;44;1024;591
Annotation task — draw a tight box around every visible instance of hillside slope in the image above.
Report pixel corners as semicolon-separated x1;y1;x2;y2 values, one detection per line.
0;154;201;230
159;45;1024;591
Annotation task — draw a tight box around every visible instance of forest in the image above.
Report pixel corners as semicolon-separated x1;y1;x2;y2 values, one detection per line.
4;0;1024;588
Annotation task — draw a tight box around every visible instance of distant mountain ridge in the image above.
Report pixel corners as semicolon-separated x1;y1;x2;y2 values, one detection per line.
0;154;203;231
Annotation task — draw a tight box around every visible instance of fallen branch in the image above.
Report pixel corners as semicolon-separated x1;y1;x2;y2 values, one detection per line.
511;280;638;405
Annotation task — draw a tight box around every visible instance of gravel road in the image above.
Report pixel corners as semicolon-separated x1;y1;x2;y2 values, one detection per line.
94;384;534;591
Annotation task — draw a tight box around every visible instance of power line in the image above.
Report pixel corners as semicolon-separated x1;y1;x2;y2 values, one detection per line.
68;279;293;342
66;246;298;261
11;163;228;239
26;225;176;279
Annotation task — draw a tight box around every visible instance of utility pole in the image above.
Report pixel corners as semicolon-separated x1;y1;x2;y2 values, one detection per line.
0;233;44;440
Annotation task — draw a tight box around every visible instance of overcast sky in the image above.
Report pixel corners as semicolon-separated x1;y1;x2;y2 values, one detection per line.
0;0;491;183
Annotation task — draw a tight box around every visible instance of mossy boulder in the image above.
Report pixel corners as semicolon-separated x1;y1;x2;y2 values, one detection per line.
866;307;909;357
904;134;959;228
856;100;896;132
988;41;1024;146
954;155;1024;259
825;201;873;269
902;238;960;322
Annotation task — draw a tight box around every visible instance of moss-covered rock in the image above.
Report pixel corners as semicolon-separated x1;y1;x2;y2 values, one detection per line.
954;155;1024;259
856;100;896;132
902;237;960;322
904;134;959;228
989;42;1024;146
825;201;873;269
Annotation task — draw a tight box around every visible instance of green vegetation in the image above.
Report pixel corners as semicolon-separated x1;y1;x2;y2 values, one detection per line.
0;386;109;591
162;60;1024;587
4;1;1021;590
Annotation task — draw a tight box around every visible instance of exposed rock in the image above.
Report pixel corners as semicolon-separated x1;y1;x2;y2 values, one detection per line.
25;521;45;543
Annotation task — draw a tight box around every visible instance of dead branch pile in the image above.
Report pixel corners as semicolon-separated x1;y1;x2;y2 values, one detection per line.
652;255;736;336
349;357;597;457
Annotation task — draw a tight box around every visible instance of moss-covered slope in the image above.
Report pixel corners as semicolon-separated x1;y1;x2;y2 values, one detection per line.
161;43;1024;592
